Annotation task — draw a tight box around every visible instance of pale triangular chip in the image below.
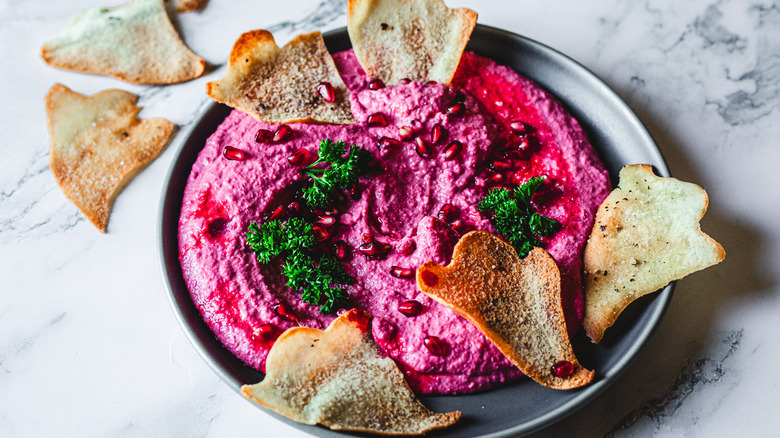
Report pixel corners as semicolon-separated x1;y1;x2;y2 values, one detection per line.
46;84;173;232
347;0;477;85
241;309;460;435
417;231;594;390
41;0;205;84
582;164;725;343
206;30;355;125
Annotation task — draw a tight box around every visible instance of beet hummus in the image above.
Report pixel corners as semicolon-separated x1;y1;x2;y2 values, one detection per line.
178;50;610;395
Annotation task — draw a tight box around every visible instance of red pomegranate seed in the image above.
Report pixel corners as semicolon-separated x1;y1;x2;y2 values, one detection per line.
312;224;330;242
415;137;432;158
286;201;301;216
267;206;286;222
333;240;351;261
437;203;458;222
358;240;391;259
222;146;247;161
510;121;530;134
316;82;335;103
399;239;416;256
551;360;575;377
450;219;467;233
431;123;444;144
446;103;465;116
377;136;402;149
274;302;298;322
517;136;534;150
399;78;412;84
254;324;277;341
317;215;336;227
390;266;414;278
423;336;448;356
399;125;415;141
255;129;273;143
288;148;316;166
368;79;385;90
491;159;513;171
366;113;388;128
362;233;373;244
420;270;439;287
346;309;372;332
398;300;423;317
443;141;463;160
487;172;505;185
273;124;294;143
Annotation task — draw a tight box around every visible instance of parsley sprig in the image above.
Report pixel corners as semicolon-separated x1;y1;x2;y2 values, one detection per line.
247;217;351;313
478;176;560;258
302;139;372;208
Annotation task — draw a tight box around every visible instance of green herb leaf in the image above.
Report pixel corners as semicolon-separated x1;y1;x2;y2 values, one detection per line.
477;176;560;258
302;139;371;208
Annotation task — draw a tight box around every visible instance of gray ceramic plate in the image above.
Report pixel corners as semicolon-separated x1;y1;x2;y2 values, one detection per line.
159;25;673;438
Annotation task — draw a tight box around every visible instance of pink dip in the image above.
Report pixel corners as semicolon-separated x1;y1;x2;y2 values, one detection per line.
178;50;610;394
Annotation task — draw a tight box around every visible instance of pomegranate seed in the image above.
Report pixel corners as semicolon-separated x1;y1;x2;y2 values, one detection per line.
286;201;301;216
399;239;416;255
446;103;465;116
377;136;402;149
420;270;439;287
254;324;277;341
487;173;505;185
368;79;385;90
274;302;298;322
517;136;534;150
491;159;513;171
509;120;530;134
443;141;463;160
333;240;351;261
348;183;362;200
316;82;335;103
453;91;466;102
255;129;273;143
362;233;373;244
431;123;445;144
358;240;391;259
450;219;467;233
390;266;414;278
317;215;336;227
399;78;412;84
423;336;448;356
415;137;433;158
399;125;415;141
312;224;330;242
273;124;294;143
346;309;372;332
267;206;286;222
426;80;438;85
503;149;525;161
551;360;575;377
366;113;388;128
223;146;247;161
398;300;423;317
288;149;316;166
437;203;458;222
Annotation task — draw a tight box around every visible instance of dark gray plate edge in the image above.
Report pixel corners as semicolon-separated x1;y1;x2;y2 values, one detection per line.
156;24;677;438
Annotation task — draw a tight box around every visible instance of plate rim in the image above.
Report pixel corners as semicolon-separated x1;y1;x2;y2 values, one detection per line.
158;24;674;438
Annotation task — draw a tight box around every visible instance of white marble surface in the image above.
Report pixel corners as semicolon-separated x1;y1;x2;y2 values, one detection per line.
1;0;778;436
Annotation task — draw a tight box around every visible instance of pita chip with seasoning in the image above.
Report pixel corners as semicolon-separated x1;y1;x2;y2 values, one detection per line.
241;309;461;435
45;83;173;232
41;0;205;84
206;30;355;125
417;231;594;390
347;0;477;85
581;164;725;343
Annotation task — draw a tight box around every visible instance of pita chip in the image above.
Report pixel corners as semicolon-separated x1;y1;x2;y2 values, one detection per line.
46;84;173;232
582;164;725;343
347;0;477;85
41;0;205;84
417;231;594;390
206;30;355;125
241;309;461;435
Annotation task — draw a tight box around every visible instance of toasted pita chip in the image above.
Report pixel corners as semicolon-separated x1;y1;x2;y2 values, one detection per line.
206;30;355;125
582;165;725;343
241;309;460;435
176;0;206;12
347;0;477;85
46;84;173;232
417;231;594;390
41;0;205;84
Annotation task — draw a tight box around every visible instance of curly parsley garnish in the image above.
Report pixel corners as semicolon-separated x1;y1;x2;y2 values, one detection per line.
247;217;352;313
302;139;372;208
478;176;560;258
